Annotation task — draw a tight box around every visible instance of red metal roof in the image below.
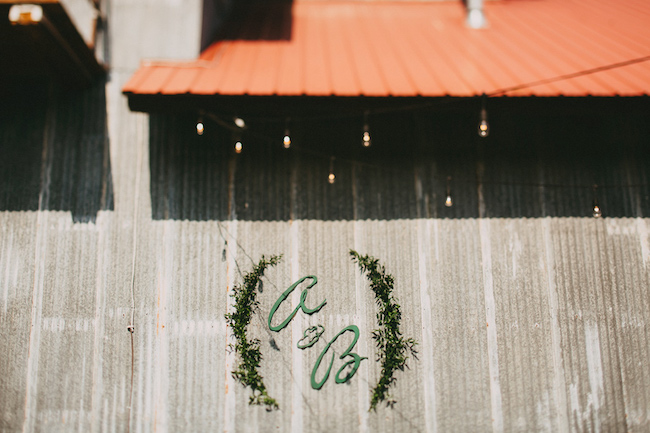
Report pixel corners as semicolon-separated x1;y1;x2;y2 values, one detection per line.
123;0;650;98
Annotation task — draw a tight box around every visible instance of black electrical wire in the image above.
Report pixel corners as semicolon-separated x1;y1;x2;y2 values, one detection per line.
193;55;650;190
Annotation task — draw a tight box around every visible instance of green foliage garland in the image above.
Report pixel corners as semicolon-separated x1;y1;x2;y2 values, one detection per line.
225;255;282;410
350;250;418;411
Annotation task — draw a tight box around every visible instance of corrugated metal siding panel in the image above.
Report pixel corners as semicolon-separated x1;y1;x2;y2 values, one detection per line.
5;212;650;431
123;0;650;97
545;218;647;432
431;219;493;431
28;214;100;431
488;219;559;431
0;89;48;212
148;115;231;221
0;81;113;221
146;109;650;221
0;212;38;429
158;220;230;432
43;81;114;223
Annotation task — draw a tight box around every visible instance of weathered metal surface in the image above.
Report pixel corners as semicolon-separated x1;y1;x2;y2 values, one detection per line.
3;206;650;432
2;0;650;432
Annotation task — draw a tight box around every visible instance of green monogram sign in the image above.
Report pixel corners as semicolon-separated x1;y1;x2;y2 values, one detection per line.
226;252;416;411
267;275;367;389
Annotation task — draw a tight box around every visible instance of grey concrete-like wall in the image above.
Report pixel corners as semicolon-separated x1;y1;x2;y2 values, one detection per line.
2;1;650;432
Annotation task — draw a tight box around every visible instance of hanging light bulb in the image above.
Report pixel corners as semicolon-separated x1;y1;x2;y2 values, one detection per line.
283;118;291;149
328;157;336;184
196;117;204;135
592;202;602;218
363;130;371;147
283;130;291;148
478;94;489;137
592;185;602;218
445;176;453;207
478;109;489;137
282;117;291;149
362;111;371;147
233;127;243;154
234;117;246;128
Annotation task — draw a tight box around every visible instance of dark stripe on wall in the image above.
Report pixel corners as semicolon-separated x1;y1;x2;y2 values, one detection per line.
0;79;114;222
149;102;650;221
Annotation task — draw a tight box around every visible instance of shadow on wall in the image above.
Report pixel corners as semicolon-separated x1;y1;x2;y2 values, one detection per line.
148;102;650;221
0;78;114;223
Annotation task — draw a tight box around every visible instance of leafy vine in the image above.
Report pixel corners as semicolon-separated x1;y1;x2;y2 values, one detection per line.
350;250;418;411
225;255;282;410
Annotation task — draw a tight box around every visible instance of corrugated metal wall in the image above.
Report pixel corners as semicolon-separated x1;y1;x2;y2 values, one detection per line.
1;1;650;432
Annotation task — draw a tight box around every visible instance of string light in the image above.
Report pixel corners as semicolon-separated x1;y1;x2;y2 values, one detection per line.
234;129;243;154
592;184;602;218
232;118;245;153
188;110;646;202
362;111;371;147
445;176;453;207
190;67;647;195
190;57;650;141
176;55;650;200
478;94;489;137
283;117;291;149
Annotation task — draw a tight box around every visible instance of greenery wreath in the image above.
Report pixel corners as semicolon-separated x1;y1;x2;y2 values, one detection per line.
224;255;282;411
350;250;418;411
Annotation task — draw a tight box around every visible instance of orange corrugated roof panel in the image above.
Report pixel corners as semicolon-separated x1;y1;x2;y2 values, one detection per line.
123;0;650;98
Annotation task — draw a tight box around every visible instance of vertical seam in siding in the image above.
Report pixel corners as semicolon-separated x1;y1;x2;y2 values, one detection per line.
543;218;570;432
479;219;503;433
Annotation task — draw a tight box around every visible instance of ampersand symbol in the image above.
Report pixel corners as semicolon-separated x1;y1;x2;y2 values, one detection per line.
297;325;325;350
